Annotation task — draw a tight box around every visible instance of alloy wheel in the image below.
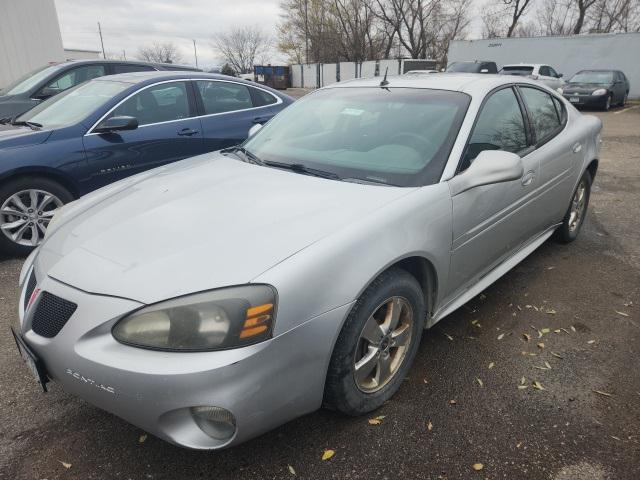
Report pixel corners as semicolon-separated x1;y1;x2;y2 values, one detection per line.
354;296;413;393
568;180;587;233
0;189;63;246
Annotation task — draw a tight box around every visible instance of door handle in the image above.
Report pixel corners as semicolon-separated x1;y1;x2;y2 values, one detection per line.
521;171;535;186
572;142;582;153
178;128;199;136
252;116;270;124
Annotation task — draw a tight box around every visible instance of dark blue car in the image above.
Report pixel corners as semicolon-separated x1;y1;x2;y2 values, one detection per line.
0;72;293;255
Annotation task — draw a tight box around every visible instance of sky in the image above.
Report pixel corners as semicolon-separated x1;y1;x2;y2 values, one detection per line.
54;0;283;69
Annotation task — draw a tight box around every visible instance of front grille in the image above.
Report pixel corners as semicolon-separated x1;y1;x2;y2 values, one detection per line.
31;292;77;338
23;270;37;311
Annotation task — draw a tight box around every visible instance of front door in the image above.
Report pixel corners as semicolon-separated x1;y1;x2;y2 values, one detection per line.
81;80;204;190
446;86;540;298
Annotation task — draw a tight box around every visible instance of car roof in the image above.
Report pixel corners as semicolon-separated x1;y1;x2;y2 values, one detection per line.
54;59;200;70
91;71;286;93
326;72;545;95
503;63;545;67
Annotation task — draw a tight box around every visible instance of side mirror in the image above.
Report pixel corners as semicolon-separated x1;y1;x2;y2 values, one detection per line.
248;123;263;137
558;73;563;78
448;150;524;196
35;87;59;100
480;69;489;73
94;116;138;134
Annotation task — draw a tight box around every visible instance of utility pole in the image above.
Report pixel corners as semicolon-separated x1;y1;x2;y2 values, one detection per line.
304;0;309;64
122;49;126;60
193;39;199;68
97;22;106;59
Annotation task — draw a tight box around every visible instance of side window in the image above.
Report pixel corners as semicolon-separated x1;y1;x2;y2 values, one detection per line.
548;67;558;78
462;87;528;169
519;87;562;143
552;97;567;125
44;65;106;93
109;81;190;126
113;64;156;74
196;80;253;114
250;87;278;107
539;66;550;77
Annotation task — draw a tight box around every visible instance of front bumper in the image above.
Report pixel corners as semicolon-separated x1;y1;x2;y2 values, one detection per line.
18;274;351;449
563;93;607;108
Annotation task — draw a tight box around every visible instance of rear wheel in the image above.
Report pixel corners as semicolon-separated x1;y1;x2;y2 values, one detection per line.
555;171;591;244
324;268;425;415
0;177;73;256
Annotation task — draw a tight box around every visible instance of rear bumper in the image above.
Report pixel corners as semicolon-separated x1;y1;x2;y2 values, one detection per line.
18;275;351;449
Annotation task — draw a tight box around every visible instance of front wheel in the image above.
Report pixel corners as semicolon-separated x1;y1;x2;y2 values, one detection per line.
0;177;73;256
324;268;425;415
555;171;591;244
603;94;612;111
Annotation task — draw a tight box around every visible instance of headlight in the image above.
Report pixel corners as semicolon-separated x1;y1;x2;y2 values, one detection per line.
592;88;607;96
557;88;563;94
112;285;277;351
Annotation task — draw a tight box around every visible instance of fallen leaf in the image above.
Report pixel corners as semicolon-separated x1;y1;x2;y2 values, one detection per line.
546;309;556;315
497;333;505;340
541;328;551;334
615;311;629;317
288;465;296;475
522;333;532;341
516;442;523;448
544;361;552;370
547;266;556;270
59;461;71;469
520;376;526;385
561;328;571;334
571;326;577;332
525;304;532;309
551;352;563;359
449;399;457;405
476;378;483;387
368;418;382;425
517;385;528;390
593;390;613;397
443;332;454;341
534;366;548;371
139;434;147;443
533;381;545;390
427;421;433;431
322;449;335;461
611;436;621;441
537;342;545;349
587;340;596;344
423;378;428;384
472;463;484;471
554;329;561;333
488;362;495;369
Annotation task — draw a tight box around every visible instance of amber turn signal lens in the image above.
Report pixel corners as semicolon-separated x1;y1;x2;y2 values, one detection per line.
240;304;274;339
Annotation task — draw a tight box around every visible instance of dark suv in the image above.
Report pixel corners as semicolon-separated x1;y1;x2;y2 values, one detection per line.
0;60;201;120
446;61;498;74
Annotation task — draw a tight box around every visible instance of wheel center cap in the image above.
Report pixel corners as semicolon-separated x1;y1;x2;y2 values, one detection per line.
380;336;391;351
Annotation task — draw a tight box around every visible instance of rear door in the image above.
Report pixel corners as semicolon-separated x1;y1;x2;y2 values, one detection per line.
194;80;280;152
81;80;205;190
517;85;578;227
446;86;540;297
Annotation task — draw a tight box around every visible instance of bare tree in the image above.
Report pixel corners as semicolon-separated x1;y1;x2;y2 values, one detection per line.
482;0;534;38
574;0;599;33
588;0;640;32
212;26;271;74
137;42;182;64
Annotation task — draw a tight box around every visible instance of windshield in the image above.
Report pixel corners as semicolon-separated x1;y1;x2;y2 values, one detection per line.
1;64;63;96
447;62;483;73
243;87;470;187
569;71;613;84
17;80;131;129
500;66;534;76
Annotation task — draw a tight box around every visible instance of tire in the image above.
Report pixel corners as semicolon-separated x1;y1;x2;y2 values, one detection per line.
555;171;591;244
620;92;628;107
324;267;426;415
0;177;74;256
602;94;611;111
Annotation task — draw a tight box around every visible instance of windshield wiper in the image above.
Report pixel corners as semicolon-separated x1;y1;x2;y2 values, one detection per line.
221;145;265;165
11;120;42;130
262;160;342;181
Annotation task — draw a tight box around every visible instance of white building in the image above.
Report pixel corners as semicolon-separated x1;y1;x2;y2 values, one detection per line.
448;33;640;98
64;48;102;61
0;0;66;88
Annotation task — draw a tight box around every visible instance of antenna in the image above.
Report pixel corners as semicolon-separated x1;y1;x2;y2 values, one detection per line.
380;67;389;87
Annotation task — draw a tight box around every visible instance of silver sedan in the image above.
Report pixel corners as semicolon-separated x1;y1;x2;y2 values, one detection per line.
14;73;601;449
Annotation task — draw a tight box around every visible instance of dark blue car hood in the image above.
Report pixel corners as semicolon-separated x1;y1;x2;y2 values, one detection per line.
0;126;52;147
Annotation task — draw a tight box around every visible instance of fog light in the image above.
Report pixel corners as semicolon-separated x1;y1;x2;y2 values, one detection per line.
190;406;236;441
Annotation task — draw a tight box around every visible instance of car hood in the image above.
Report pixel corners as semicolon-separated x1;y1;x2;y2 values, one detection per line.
38;152;414;304
564;83;609;93
0;125;52;143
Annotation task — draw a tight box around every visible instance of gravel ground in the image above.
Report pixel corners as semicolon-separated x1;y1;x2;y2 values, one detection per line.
1;105;639;480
